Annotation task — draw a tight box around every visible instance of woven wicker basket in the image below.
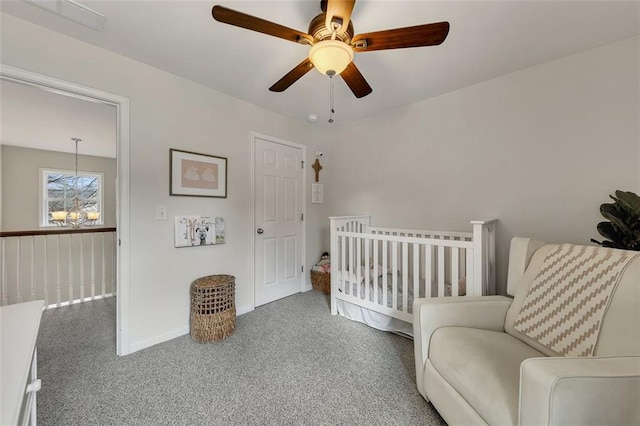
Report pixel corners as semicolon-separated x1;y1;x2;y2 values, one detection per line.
310;270;330;294
190;274;236;343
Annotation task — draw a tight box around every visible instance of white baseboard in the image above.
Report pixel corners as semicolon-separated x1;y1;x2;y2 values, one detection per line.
303;284;313;292
128;304;254;354
236;304;253;316
129;326;189;354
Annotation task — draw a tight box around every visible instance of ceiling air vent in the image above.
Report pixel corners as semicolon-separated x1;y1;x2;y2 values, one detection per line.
23;0;106;31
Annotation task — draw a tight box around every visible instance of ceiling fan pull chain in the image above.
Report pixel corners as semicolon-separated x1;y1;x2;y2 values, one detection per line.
328;72;335;123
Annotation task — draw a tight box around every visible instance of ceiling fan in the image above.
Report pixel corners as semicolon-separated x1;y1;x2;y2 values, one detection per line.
211;0;449;99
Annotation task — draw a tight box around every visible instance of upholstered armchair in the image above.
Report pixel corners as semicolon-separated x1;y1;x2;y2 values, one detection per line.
413;238;640;425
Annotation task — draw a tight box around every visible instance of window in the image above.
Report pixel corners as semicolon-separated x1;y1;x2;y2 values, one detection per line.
40;168;104;227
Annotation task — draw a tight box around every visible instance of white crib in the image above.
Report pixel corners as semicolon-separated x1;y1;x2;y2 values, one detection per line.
329;215;496;336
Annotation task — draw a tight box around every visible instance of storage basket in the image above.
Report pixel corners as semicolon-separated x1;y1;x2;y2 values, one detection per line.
310;270;331;294
190;274;236;343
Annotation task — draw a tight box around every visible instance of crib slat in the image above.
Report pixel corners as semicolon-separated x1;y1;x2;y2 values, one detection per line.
373;240;379;306
402;242;408;312
438;245;445;297
392;241;398;310
452;247;460;297
382;241;388;308
460;245;467;284
413;244;419;303
349;236;354;296
364;238;370;303
425;245;432;298
466;247;474;296
355;236;362;300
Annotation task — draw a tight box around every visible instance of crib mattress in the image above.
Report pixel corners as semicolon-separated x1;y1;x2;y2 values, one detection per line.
336;272;466;336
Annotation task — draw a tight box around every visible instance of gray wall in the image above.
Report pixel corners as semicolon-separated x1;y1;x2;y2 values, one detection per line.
327;36;639;295
1;145;116;231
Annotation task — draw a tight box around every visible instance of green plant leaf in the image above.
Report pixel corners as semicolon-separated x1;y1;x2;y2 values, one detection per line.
600;204;633;233
599;202;617;217
614;190;640;214
595;190;640;251
597;221;623;243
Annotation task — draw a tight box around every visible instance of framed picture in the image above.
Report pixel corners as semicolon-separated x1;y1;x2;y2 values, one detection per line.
170;149;227;198
174;216;225;247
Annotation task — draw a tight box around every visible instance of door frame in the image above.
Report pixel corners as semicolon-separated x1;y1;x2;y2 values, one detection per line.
0;64;132;356
249;132;306;310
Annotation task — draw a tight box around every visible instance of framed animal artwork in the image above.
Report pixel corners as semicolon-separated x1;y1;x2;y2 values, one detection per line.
174;216;225;247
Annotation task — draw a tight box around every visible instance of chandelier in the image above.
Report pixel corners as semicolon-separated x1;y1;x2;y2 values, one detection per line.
51;138;100;228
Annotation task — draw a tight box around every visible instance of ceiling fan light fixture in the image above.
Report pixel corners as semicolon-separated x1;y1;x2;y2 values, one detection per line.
308;40;354;76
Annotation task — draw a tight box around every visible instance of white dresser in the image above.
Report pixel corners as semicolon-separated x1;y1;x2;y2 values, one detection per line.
1;300;44;426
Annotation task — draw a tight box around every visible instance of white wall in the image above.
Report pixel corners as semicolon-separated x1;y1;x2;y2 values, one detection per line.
0;13;332;352
327;36;639;294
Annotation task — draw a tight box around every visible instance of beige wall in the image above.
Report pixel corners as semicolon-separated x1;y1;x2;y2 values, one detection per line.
327;36;639;295
1;145;116;231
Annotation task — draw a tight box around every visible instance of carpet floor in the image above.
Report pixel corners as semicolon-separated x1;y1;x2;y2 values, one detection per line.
36;290;445;425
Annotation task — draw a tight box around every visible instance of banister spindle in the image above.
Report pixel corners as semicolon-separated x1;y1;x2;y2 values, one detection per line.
91;234;96;300
43;235;49;307
30;236;35;301
1;238;7;306
16;238;22;303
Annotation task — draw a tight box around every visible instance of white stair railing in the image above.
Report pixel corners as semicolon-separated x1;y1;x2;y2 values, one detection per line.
0;228;116;309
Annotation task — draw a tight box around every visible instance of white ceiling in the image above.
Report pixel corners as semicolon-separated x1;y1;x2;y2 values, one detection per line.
1;0;639;127
0;79;117;157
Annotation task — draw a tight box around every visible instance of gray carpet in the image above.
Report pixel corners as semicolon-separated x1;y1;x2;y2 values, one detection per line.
36;290;445;425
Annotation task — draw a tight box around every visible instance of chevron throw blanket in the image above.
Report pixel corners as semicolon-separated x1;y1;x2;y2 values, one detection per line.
513;244;638;356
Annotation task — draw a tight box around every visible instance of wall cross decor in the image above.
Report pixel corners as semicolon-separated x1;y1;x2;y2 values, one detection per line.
312;159;323;182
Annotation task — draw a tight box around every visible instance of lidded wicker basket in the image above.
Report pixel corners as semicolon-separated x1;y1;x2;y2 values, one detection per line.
190;274;236;343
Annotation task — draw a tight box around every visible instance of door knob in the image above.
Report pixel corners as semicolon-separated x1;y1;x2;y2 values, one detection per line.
257;228;264;234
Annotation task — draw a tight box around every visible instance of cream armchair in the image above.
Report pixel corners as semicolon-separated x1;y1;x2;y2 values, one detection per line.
413;238;640;425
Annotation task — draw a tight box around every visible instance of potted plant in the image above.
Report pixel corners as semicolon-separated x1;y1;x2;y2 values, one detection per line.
591;190;640;251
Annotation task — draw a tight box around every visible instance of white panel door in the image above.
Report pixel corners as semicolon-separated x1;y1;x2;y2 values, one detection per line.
254;137;303;306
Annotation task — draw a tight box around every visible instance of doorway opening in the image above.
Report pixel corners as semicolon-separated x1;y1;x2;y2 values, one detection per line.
0;64;131;355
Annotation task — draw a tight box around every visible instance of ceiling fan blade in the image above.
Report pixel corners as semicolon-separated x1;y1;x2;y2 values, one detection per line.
341;62;372;98
269;58;315;92
352;22;450;52
325;0;356;34
212;5;313;45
